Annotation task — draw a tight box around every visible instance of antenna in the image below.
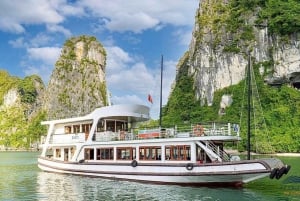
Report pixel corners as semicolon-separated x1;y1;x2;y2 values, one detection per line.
247;52;251;160
159;55;163;127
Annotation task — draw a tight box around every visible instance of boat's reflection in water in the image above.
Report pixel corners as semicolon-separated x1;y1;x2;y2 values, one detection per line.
36;171;270;201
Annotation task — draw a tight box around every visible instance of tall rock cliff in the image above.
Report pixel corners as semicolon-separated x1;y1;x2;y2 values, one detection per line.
44;36;107;119
0;71;45;149
186;0;300;106
0;35;108;149
163;0;300;152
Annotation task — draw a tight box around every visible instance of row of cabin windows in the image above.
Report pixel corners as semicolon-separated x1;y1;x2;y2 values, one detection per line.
64;120;128;134
84;145;191;161
65;124;92;134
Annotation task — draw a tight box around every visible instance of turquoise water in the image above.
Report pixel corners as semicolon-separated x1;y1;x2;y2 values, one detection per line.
0;152;299;201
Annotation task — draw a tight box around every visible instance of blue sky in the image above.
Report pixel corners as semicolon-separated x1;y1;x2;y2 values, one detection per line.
0;0;199;119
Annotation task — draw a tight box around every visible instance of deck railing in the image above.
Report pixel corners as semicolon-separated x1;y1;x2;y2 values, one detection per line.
93;123;239;142
49;123;240;144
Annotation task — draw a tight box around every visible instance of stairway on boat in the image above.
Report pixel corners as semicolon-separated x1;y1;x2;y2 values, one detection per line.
196;141;231;162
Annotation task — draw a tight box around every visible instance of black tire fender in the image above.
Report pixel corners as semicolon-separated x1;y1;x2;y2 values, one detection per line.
131;159;138;167
186;163;194;171
269;168;278;179
276;167;286;179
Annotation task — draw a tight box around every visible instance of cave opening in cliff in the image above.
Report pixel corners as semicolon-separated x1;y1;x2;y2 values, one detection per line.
292;82;300;89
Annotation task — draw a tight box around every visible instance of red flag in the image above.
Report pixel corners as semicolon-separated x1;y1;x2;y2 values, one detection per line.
148;94;153;104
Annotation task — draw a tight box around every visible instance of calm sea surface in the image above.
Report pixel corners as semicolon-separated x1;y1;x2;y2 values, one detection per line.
0;152;299;201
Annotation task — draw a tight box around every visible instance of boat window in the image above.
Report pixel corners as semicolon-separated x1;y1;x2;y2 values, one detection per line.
139;146;161;160
96;148;114;160
117;147;136;160
46;148;53;158
116;121;127;131
55;148;61;158
70;147;76;158
84;148;94;160
65;126;71;134
165;145;190;161
106;121;115;132
73;125;80;133
97;120;105;132
82;124;92;133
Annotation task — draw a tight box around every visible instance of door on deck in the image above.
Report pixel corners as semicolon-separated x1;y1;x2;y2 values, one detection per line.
64;148;69;161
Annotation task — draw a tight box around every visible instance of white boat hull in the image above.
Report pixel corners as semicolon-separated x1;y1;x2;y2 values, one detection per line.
38;157;270;186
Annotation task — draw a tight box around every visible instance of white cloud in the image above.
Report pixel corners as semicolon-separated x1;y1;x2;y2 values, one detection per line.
0;0;83;34
106;46;134;73
9;37;27;48
108;62;155;94
30;33;53;47
46;24;71;36
111;94;144;106
9;34;53;49
80;0;198;33
105;45;177;119
27;47;61;65
0;0;64;33
49;0;85;16
104;12;159;33
173;29;193;46
0;19;25;33
23;65;53;83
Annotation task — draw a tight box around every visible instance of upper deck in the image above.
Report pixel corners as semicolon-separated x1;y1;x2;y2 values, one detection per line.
41;104;240;145
46;122;240;145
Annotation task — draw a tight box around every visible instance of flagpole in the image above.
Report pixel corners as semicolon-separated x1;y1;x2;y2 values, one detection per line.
159;55;163;127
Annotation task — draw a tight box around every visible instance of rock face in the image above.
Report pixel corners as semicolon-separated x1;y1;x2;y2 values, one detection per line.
3;89;19;107
185;0;300;106
44;36;107;119
0;72;45;149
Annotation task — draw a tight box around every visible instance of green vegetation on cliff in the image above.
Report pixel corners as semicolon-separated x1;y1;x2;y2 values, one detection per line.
162;0;300;153
18;75;43;104
0;70;19;105
197;0;300;54
0;71;46;149
162;52;300;153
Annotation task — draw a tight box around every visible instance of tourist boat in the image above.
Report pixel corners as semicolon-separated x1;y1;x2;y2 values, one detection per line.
38;103;290;186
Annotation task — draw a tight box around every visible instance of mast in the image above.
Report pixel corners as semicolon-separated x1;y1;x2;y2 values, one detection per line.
159;55;163;127
247;52;251;160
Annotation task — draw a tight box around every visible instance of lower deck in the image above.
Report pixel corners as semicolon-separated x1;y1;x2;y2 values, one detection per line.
44;139;232;165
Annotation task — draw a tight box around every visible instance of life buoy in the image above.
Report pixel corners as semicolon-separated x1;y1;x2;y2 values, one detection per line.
193;124;204;136
269;168;278;179
186;163;194;171
131;160;138;167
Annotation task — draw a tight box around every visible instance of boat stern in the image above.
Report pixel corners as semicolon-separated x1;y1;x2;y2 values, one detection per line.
260;158;291;180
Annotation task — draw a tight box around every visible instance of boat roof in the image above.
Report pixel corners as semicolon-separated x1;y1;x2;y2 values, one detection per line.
42;104;150;125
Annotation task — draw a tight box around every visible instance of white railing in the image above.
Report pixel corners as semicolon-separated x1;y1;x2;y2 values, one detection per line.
94;131;135;142
93;123;239;141
48;123;240;143
173;123;239;137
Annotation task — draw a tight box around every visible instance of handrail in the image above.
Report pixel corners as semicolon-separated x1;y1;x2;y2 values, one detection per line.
205;140;231;162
